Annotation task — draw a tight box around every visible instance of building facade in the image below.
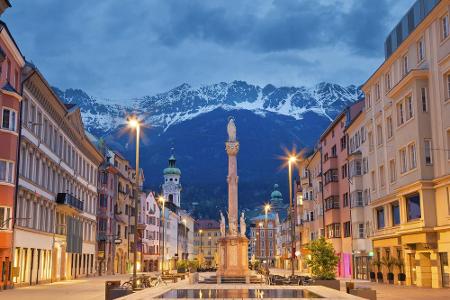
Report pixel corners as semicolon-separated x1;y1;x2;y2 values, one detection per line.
249;212;279;267
194;220;220;267
13;65;102;286
345;111;374;280
0;19;25;289
363;0;450;288
97;146;118;275
112;151;136;274
140;191;160;272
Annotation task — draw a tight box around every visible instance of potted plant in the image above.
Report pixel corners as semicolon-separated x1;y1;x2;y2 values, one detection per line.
176;260;188;273
372;259;383;283
305;237;340;290
394;258;406;284
382;256;395;284
187;260;199;284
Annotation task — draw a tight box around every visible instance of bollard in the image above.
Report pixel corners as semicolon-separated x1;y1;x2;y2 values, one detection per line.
346;281;355;293
105;281;121;300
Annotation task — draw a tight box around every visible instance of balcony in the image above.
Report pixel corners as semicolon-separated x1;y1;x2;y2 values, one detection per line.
322;156;337;172
56;193;83;212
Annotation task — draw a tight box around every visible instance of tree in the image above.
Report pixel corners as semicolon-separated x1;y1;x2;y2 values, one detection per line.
305;237;339;280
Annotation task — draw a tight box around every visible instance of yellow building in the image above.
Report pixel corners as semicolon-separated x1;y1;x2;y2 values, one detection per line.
194;220;220;267
362;0;450;288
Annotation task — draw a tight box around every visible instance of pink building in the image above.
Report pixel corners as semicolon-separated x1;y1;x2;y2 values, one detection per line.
319;101;364;278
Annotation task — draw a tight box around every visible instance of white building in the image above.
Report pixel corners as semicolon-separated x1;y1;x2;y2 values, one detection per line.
140;192;160;272
13;65;103;285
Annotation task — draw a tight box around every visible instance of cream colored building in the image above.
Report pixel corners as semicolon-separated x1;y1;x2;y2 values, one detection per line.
362;0;450;288
13;64;102;286
194;220;220;267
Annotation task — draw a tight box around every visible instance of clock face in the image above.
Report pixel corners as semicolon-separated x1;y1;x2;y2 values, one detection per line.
164;183;177;193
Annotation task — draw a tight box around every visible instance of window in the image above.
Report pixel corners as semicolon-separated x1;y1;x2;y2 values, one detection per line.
362;157;368;174
424;139;432;165
325;196;340;211
399;148;407;173
376;124;383;146
366;93;371;109
447;75;450;99
340;136;346;151
326;223;341;238
341;164;347;179
389;159;396;183
405;95;413;120
376;207;385;229
351;191;363;207
375;82;380;100
397;102;404;126
371;170;376;191
379;165;385;188
0;206;12;230
441;14;449;40
406;193;421;221
386;116;393;139
417;37;425;62
392;202;400;226
368;131;374;152
408;143;417;169
331;145;337;157
0;160;14;183
324;169;338;184
402;54;408;77
343;221;351;238
343;193;349;207
421;87;428;112
385;72;391;91
1;108;16;131
357;223;365;239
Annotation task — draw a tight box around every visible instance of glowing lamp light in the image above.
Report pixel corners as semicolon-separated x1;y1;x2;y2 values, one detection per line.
128;117;139;128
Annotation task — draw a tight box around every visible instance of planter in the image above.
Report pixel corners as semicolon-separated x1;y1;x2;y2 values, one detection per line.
376;272;383;283
387;272;394;284
397;273;406;282
369;272;376;282
312;279;340;290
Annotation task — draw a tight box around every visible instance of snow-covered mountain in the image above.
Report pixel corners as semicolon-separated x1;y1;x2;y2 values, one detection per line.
54;80;363;218
54;80;362;136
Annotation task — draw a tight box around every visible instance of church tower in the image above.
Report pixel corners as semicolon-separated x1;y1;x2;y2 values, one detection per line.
162;151;182;207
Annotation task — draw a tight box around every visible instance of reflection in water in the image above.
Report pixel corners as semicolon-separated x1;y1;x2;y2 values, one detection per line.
157;288;323;298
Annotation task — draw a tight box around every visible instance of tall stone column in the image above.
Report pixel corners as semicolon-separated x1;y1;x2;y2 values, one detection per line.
226;138;239;236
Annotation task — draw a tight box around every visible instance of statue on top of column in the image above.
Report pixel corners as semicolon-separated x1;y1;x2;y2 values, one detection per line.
227;117;236;142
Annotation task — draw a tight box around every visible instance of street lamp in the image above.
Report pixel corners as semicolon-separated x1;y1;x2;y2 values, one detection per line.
128;116;141;290
182;218;187;261
208;236;212;266
264;203;271;268
199;229;203;266
158;196;166;273
288;155;297;276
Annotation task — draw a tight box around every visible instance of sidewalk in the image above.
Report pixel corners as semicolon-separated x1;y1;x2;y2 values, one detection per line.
0;274;131;300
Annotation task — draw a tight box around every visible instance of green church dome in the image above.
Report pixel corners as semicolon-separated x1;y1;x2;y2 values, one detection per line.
163;153;181;175
270;184;282;199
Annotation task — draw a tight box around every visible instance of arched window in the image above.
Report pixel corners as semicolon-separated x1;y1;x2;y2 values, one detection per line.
169;194;174;203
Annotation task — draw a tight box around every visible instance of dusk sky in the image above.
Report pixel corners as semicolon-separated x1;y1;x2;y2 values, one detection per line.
3;0;415;100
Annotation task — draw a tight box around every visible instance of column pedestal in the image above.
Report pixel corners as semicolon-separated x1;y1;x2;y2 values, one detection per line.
216;235;249;278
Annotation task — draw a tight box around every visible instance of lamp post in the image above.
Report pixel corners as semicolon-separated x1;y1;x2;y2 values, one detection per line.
264;203;271;268
288;156;297;276
183;218;187;260
159;196;165;273
128;117;141;290
258;222;263;263
208;236;212;266
199;229;203;267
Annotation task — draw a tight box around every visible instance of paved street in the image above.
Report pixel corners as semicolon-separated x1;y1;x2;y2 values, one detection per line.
0;274;131;300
